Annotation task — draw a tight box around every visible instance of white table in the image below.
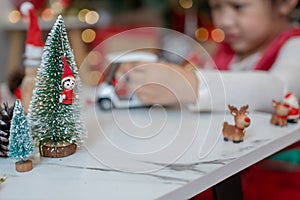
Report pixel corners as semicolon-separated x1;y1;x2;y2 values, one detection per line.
1;104;300;200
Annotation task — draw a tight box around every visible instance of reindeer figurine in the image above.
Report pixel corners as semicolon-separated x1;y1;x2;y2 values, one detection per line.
270;100;290;126
222;105;251;143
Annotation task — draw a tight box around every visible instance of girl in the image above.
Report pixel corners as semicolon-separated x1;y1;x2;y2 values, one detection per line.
125;0;300;113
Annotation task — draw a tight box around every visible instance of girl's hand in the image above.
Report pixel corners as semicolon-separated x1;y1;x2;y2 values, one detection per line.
121;62;198;106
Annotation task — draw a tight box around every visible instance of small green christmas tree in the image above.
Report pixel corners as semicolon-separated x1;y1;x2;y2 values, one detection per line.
28;15;85;158
8;99;34;172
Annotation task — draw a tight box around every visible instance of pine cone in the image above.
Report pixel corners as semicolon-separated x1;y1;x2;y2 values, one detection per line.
0;102;14;157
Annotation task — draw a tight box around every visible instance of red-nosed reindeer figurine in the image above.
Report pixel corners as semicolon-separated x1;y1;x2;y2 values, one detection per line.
222;105;251;143
270;100;290;126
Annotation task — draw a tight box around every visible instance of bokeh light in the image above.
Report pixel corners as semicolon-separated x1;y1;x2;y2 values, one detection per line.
41;8;54;21
195;27;209;42
8;10;21;23
85;11;99;25
179;0;193;9
78;9;90;22
81;29;96;43
51;1;64;15
211;28;225;43
87;51;102;66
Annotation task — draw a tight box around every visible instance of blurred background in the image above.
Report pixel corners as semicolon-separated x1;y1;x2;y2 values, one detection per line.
0;0;226;85
2;0;300;85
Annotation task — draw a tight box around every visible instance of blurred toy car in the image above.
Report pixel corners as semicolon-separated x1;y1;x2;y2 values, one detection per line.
96;51;158;110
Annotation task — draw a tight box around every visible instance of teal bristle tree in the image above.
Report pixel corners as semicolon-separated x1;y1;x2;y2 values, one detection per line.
28;15;85;158
8;99;34;172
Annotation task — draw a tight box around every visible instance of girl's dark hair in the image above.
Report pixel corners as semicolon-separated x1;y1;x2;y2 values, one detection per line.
291;1;300;21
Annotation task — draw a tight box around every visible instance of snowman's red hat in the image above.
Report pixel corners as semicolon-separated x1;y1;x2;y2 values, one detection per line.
20;2;43;66
62;57;74;83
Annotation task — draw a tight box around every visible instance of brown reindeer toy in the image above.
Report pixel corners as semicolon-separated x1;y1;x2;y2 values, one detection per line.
270;100;290;126
222;105;251;143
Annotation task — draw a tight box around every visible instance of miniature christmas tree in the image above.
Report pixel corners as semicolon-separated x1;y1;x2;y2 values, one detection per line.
28;15;85;158
8;100;34;172
0;103;14;157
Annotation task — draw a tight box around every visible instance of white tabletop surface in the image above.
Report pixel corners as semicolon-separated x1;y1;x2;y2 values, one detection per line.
1;98;300;200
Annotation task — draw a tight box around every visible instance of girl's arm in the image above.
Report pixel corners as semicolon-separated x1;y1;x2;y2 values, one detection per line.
193;37;300;112
193;70;286;112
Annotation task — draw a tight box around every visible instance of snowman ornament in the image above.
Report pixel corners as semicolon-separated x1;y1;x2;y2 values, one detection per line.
60;57;78;105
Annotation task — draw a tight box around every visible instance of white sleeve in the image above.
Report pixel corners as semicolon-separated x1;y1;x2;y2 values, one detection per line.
189;37;300;113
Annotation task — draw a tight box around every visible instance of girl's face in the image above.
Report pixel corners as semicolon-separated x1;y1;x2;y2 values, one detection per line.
209;0;286;58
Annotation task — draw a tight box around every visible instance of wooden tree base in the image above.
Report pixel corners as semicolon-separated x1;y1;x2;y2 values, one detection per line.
16;160;33;172
39;142;77;158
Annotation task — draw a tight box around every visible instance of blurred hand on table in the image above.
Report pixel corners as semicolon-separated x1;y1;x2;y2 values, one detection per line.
119;62;199;106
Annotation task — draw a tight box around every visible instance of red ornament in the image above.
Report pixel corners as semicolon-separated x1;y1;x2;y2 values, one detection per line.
60;57;77;105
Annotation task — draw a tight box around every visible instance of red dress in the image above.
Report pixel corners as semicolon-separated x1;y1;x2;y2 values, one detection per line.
213;26;300;71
